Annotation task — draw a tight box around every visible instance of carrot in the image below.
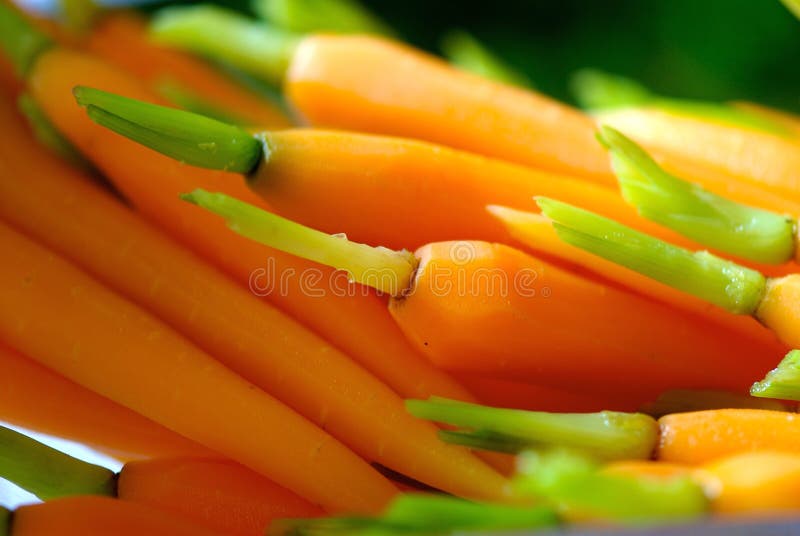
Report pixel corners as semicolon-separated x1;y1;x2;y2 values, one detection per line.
0;220;397;513
488;205;784;350
731;101;800;137
83;11;290;127
1;75;507;500
284;35;613;184
0;343;210;461
656;409;800;465
602;461;692;481
3;16;476;409
180;190;779;395
119;458;323;536
11;496;226;536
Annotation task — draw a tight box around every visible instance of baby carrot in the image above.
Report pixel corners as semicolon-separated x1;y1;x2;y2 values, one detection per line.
0;12;474;409
11;496;225;536
83;11;290;127
0;344;209;461
0;78;504;501
181;189;778;394
0;425;322;535
0;221;397;513
656;409;800;465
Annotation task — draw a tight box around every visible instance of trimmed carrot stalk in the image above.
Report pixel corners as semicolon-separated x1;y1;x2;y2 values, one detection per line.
0;221;397;513
782;0;800;19
118;458;323;536
183;191;779;394
656;409;800;465
535;196;800;349
284;35;613;184
0;81;505;501
13;41;476;411
751;349;800;401
488;205;784;349
12;496;226;536
0;344;209;461
699;451;800;515
84;11;290;127
252;0;395;36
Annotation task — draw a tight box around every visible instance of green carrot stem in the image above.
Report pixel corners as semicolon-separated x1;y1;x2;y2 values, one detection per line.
598;125;796;265
437;430;533;454
156;79;249;126
0;3;53;77
536;197;766;315
406;397;658;460
18;93;89;169
58;0;97;33
440;30;533;88
150;5;300;85
270;494;558;535
0;426;116;500
640;389;792;418
751;349;800;400
780;0;800;20
515;450;708;524
253;0;395;37
572;69;790;136
73;86;262;173
181;189;418;295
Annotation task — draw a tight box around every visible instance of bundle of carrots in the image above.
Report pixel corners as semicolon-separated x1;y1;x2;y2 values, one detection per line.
1;0;800;533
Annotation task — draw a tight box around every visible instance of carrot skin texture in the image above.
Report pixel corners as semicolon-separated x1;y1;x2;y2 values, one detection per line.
118;458;322;536
657;409;800;465
85;11;290;128
12;496;226;536
389;242;779;393
286;35;613;185
0;221;397;513
8;67;505;501
28;46;473;408
0;344;210;461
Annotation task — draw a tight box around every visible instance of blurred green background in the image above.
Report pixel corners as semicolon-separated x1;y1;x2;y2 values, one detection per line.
206;0;799;112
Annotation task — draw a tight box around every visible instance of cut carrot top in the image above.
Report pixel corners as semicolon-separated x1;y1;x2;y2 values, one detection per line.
751;350;800;401
598;126;796;265
536;197;766;315
73;86;262;173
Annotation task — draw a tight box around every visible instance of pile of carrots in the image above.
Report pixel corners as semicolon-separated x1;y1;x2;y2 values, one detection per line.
1;0;800;534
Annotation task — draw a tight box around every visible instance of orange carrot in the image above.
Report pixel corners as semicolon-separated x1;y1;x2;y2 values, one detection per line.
731;101;800;137
12;496;226;536
23;47;475;409
0;220;396;513
119;457;323;535
656;409;800;465
488;205;785;350
286;35;614;185
84;12;290;128
602;460;692;480
1;72;507;501
0;343;210;461
387;241;778;392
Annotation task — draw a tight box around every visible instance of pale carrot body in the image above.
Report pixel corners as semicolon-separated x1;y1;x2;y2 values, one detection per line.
0;344;210;461
85;11;290;127
389;241;779;393
286;35;614;185
27;46;474;407
755;275;800;348
2;78;505;501
12;496;226;536
657;409;800;465
118;458;323;536
602;460;693;480
0;221;397;513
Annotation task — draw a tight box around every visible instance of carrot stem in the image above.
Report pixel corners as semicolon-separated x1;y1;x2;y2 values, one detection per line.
751;350;800;400
0;425;116;500
73;86;261;173
254;0;395;37
515;450;708;523
0;3;53;76
781;0;800;20
572;69;789;136
155;79;249;126
406;397;658;460
181;189;418;295
271;494;558;535
599;125;796;264
536;197;766;315
150;5;299;85
440;30;532;88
